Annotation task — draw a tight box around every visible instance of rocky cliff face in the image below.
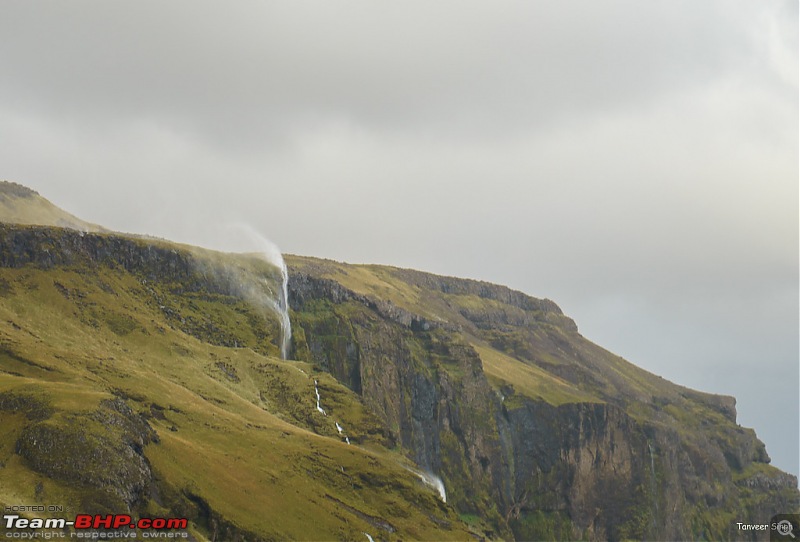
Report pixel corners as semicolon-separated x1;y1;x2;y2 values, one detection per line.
13;396;157;513
287;262;799;541
0;225;475;540
0;224;796;541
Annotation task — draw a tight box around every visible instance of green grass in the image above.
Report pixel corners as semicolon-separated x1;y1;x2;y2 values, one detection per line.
472;343;600;406
1;223;794;541
288;256;455;323
0;263;473;540
0;188;105;232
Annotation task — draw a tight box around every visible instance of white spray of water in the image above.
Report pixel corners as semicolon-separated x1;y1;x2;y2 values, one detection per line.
228;224;292;360
405;467;447;502
422;472;447;503
335;421;351;445
314;380;327;416
363;533;375;542
187;223;292;359
275;260;291;360
311;377;351;444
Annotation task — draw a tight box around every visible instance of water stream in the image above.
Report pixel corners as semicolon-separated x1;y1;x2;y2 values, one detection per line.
227;224;292;359
647;441;659;528
273;258;291;359
335;421;351;445
405;466;447;503
314;379;327;416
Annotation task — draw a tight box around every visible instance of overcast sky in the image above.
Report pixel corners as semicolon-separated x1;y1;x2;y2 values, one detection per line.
0;1;797;476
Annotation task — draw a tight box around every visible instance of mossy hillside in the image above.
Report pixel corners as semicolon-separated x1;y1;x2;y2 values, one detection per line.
143;383;455;541
13;397;157;514
288;254;799;541
291;289;513;535
0;181;105;233
688;461;799;541
291;298;367;390
0;387;162;527
0;251;474;540
287;255;723;412
510;510;573;542
0;218;795;540
288;256;568;337
289;256;440;322
287;254;744;425
290;256;762;471
472;343;599;406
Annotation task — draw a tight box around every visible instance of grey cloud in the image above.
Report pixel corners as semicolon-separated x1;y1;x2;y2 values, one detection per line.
0;1;767;144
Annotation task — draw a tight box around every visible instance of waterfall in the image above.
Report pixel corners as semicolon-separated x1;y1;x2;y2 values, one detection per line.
422;472;447;503
227;224;291;360
312;378;352;444
256;242;291;360
314;380;327;416
190;223;293;359
274;256;291;360
647;441;659;528
405;467;447;503
335;421;351;445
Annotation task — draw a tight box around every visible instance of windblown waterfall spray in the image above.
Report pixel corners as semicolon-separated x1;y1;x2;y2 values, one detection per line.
228;224;292;360
273;256;291;360
404;466;447;502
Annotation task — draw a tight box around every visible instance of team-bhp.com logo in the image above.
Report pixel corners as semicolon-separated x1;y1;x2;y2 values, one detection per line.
4;513;188;532
73;516;187;530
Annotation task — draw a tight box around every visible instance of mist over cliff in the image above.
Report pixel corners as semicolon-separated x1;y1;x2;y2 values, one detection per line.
0;206;795;540
0;181;795;540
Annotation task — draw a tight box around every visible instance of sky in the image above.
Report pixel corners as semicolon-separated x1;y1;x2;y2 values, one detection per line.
0;1;797;477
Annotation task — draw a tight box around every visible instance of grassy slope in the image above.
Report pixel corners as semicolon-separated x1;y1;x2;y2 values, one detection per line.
0;182;105;233
287;255;796;515
0;261;471;540
288;255;694;408
0;178;793;539
471;344;599;406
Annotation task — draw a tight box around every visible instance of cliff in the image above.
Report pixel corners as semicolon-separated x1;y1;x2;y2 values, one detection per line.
286;255;798;540
0;222;796;541
0;224;472;540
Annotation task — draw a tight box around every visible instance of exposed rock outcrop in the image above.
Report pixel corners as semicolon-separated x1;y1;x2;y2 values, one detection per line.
288;261;799;541
0;223;796;541
15;398;157;512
